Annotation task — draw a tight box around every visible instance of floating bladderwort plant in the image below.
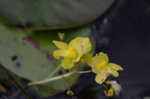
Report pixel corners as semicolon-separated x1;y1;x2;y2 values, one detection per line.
29;35;123;97
52;36;123;84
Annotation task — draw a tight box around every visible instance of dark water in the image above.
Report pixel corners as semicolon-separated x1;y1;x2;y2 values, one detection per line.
95;0;150;98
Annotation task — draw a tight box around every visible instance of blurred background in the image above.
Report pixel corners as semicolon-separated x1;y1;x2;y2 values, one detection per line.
93;0;150;98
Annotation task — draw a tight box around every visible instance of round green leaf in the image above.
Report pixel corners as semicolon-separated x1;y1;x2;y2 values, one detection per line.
0;0;113;28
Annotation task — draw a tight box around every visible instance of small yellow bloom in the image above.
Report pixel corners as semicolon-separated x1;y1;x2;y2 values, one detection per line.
53;37;92;69
88;52;123;84
105;88;115;97
66;90;74;96
58;32;65;40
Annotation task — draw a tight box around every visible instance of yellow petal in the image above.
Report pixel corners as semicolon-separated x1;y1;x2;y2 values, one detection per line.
81;53;93;66
108;63;123;71
53;50;66;59
96;52;109;63
61;58;74;69
66;48;77;58
106;88;115;96
69;37;92;59
95;73;108;84
91;52;109;71
108;68;119;77
95;60;108;70
53;40;67;49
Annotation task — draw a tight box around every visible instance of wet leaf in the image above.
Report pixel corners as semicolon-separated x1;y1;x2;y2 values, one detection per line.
0;0;113;29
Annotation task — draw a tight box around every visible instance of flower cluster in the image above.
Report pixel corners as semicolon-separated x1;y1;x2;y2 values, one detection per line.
53;37;123;84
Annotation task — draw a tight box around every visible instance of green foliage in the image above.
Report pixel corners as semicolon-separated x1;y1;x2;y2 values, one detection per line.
0;0;113;29
0;24;92;95
0;0;114;96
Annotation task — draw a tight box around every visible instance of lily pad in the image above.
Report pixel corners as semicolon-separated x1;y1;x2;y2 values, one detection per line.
0;0;114;29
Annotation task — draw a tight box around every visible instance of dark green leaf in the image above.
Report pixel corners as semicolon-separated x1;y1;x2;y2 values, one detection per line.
0;0;113;29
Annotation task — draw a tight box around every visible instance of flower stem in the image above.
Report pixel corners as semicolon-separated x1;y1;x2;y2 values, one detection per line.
28;71;75;86
78;70;92;74
28;70;92;86
48;65;61;78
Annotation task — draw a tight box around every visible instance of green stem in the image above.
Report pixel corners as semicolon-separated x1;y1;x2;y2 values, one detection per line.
48;65;61;78
78;70;92;74
28;70;92;86
29;71;75;86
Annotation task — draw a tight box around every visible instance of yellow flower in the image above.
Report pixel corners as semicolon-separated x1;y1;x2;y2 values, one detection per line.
53;37;92;69
105;88;115;97
66;90;74;96
89;52;123;84
58;32;65;40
